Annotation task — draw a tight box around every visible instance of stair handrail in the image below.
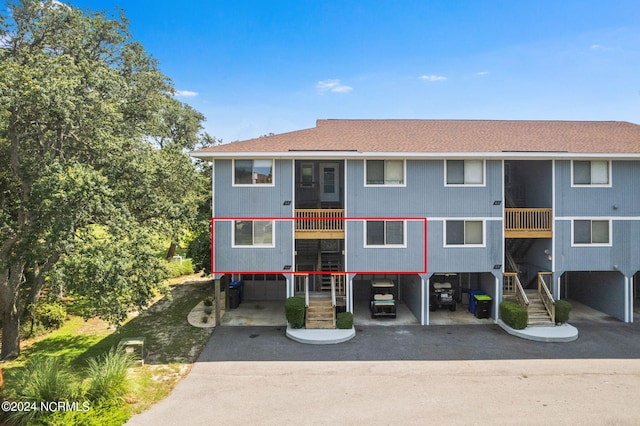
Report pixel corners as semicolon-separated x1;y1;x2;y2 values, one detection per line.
504;190;517;208
505;272;529;309
332;273;346;296
304;275;309;308
537;272;555;324
506;251;519;274
514;274;529;309
330;275;336;308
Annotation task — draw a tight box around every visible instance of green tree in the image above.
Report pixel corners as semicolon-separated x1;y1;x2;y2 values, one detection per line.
0;0;205;359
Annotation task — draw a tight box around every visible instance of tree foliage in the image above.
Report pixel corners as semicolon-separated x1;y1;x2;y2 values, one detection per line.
0;0;208;359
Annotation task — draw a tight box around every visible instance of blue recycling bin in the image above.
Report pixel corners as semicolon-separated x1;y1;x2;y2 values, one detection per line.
468;290;485;314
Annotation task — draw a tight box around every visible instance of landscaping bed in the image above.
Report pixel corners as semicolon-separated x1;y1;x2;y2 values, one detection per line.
1;275;215;425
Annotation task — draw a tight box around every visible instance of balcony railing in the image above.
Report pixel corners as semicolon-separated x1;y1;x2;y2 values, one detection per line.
504;208;552;238
294;209;345;239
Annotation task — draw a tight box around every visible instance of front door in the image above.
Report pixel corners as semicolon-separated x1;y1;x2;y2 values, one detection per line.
320;163;339;203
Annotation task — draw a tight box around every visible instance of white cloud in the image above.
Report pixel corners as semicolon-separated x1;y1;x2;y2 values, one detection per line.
316;79;353;93
419;75;447;82
175;90;198;97
476;71;489;76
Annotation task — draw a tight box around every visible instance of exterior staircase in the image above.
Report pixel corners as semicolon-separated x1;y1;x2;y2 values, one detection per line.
525;290;555;326
319;253;341;291
305;298;335;329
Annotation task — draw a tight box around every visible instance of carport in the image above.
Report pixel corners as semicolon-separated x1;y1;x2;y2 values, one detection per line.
426;272;498;325
351;274;421;325
560;271;628;322
220;274;287;326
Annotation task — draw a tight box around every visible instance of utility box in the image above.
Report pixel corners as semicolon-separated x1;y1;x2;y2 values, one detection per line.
118;337;146;365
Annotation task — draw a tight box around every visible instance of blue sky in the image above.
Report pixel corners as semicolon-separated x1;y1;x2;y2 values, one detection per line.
75;1;640;142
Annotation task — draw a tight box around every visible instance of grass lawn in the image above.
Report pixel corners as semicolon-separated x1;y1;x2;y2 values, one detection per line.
1;275;216;423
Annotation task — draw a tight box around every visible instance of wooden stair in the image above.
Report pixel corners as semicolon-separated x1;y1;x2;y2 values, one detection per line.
319;253;341;291
305;298;335;329
525;290;554;326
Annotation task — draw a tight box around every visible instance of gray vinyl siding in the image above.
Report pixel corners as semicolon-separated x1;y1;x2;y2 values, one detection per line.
214;159;293;218
346;221;424;272
427;220;503;274
346;160;503;218
555;160;640;217
213;220;293;273
555;219;640;277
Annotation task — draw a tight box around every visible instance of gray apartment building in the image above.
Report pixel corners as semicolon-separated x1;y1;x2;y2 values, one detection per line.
192;119;640;327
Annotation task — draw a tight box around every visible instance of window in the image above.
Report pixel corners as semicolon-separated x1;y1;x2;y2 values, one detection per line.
365;221;405;246
573;220;610;245
445;220;484;246
572;160;610;186
365;160;405;185
234;160;273;185
446;160;484;185
233;220;274;247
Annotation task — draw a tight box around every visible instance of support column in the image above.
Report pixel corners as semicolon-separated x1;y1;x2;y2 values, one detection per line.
424;276;429;326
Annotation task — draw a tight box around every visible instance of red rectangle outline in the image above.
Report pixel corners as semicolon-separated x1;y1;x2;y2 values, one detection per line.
211;217;427;276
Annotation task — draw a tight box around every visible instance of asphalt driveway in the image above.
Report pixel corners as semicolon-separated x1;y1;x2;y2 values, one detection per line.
199;320;640;362
127;321;640;425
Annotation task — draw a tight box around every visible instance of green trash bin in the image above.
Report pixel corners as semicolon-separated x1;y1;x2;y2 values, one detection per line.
474;294;492;319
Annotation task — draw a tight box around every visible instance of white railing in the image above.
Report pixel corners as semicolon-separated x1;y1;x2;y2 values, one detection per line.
330;275;336;308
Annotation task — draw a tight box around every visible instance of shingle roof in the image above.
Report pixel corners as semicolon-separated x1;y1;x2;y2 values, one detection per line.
192;119;640;156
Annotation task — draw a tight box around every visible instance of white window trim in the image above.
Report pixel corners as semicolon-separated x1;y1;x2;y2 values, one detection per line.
232;159;276;187
231;220;275;248
444;159;486;187
364;159;407;187
570;160;612;188
363;220;408;248
570;219;612;247
443;219;486;248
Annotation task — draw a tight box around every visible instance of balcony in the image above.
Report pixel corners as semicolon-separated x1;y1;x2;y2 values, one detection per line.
295;209;344;239
504;208;553;238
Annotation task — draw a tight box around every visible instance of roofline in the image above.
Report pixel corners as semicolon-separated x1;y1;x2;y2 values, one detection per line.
191;151;640;161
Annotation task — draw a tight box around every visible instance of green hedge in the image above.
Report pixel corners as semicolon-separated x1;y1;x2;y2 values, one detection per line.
336;312;353;329
555;300;572;324
285;297;305;328
500;301;528;330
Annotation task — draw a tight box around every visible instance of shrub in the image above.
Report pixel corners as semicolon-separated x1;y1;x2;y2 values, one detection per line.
85;348;135;402
203;296;214;307
204;306;213;315
336;312;353;329
35;301;67;330
201;315;209;323
500;301;528;330
285;297;305;329
9;356;80;424
166;258;194;278
555;300;572;324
